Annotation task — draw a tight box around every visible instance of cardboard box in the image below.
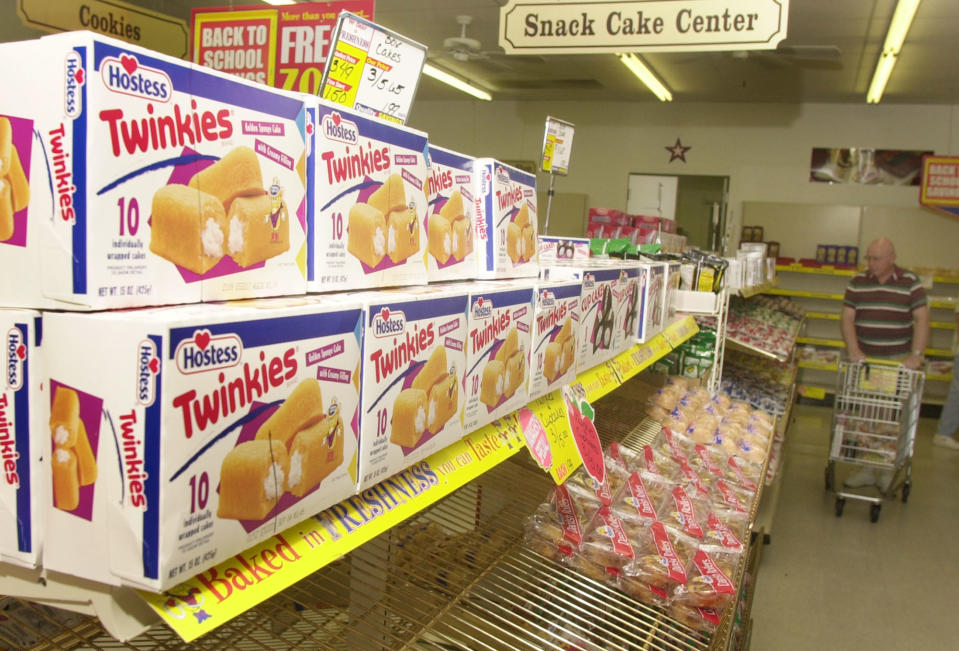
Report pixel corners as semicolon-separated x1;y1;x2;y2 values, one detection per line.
463;281;536;432
352;285;469;490
0;309;43;568
472;159;538;279
42;299;363;590
0;31;308;310
635;261;667;343
543;263;636;370
538;236;590;263
309;99;428;292
529;280;581;400
425;145;477;282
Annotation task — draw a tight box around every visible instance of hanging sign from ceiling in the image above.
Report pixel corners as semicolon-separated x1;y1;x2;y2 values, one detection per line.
500;0;788;55
919;155;959;221
18;0;189;58
191;2;374;93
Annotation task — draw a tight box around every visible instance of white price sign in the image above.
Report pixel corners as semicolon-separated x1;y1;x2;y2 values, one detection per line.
542;116;575;175
320;12;427;124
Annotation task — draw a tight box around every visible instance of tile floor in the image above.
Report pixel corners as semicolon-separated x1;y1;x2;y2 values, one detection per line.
750;404;959;650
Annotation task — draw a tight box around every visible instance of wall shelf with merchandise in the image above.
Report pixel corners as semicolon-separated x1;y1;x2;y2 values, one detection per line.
766;264;957;403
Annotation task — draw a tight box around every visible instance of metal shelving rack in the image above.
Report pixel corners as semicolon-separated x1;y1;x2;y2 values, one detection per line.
2;373;774;651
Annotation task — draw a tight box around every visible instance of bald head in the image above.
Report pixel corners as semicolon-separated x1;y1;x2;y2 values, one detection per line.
866;237;897;282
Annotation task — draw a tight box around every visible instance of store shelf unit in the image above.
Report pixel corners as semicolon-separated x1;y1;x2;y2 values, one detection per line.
0;318;703;646
771;264;959;403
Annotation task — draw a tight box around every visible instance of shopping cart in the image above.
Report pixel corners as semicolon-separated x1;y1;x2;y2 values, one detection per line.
824;359;924;522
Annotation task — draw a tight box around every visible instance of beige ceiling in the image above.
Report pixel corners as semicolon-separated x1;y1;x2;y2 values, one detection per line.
15;0;959;104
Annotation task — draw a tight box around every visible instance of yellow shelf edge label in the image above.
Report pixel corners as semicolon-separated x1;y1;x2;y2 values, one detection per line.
140;417;524;641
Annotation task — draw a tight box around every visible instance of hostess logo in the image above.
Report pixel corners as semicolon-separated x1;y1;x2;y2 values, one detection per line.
101;54;172;102
373;307;406;338
5;329;25;391
64;51;85;118
471;296;493;320
136;339;159;407
322;111;358;145
175;329;242;375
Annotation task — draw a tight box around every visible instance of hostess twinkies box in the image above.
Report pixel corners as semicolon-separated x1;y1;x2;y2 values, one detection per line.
472;159;538;279
309;99;428;292
353;286;469;490
538;236;590;264
425;145;477;282
545;263;636;371
0;31;308;310
635;261;667;343
529;281;581;401
0;309;43;568
463;281;536;432
42;299;363;590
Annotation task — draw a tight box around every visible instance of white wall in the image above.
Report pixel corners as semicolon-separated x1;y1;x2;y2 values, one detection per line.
407;100;959;266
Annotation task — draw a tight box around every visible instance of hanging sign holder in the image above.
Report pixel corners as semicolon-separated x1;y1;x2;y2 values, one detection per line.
540;115;575;234
319;11;427;124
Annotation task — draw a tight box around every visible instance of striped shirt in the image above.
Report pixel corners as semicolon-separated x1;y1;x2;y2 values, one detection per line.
843;266;927;356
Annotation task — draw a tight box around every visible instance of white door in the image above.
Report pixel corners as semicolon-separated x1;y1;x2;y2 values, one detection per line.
626;174;678;220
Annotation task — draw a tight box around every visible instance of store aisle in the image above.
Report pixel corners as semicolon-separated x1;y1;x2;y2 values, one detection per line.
750;404;959;650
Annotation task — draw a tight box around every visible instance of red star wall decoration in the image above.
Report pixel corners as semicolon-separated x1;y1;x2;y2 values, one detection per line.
666;138;691;163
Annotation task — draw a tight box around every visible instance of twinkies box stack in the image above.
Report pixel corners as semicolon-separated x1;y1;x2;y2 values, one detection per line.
463;281;536;432
309;99;428;292
42;299;363;591
544;263;639;371
353;285;469;491
529;280;581;401
472;159;538;279
425;145;477;282
0;309;43;568
0;31;308;310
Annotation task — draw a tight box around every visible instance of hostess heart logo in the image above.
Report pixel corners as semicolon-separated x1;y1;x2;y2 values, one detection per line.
6;328;25;391
120;54;138;74
175;331;243;375
322;111;358;144
372;307;405;337
194;330;211;350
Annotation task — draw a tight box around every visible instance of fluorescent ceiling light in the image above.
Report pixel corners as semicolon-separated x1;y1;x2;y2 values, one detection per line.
618;53;672;102
422;63;492;101
867;0;922;103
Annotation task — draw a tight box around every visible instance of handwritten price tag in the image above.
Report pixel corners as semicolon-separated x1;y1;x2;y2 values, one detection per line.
320;12;426;124
525;392;581;484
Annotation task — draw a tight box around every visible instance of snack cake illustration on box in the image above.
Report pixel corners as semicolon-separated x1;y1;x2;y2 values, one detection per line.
355;286;468;490
472;159;538;279
463;281;535;433
0;31;308;310
425;145;476;282
42;299;362;591
0;310;43;568
529;281;581;401
309;99;428;292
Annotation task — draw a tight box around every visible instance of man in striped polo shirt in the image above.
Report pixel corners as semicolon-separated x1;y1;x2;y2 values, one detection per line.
840;238;930;488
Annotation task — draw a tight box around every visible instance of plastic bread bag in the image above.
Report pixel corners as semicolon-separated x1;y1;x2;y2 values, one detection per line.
608;441;684;482
710;478;754;515
669;537;740;612
609;470;675;526
619;520;692;595
658;484;711;541
524;484;601;562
